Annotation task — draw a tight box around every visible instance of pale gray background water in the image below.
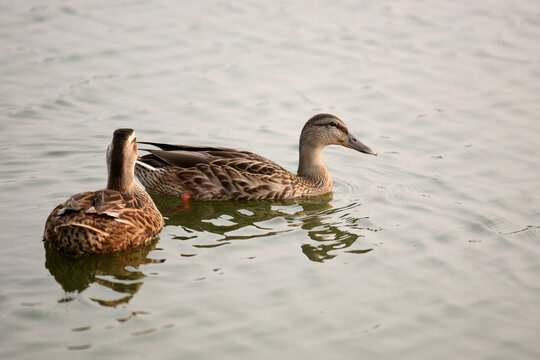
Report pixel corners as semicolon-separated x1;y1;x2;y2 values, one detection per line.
1;0;539;359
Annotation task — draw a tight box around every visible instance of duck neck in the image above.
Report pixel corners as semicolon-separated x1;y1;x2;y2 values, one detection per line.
297;142;332;188
107;162;136;194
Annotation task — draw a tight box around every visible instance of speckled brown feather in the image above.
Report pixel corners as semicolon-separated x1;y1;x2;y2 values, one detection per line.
44;187;164;255
135;145;331;200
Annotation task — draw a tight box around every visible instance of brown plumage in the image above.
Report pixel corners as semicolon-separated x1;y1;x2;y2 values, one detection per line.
44;129;164;256
135;114;377;201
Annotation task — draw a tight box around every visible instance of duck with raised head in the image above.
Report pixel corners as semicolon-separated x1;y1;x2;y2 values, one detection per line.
44;129;164;255
135;114;377;201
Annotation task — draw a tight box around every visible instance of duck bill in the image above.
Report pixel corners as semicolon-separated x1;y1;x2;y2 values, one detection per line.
343;134;377;156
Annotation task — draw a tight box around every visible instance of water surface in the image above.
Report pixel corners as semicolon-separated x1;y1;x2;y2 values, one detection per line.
1;0;540;359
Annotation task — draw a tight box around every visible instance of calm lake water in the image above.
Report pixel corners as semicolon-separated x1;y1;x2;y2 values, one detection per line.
1;0;539;359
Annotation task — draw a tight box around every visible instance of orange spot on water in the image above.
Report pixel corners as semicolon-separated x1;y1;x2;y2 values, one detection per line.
181;192;191;209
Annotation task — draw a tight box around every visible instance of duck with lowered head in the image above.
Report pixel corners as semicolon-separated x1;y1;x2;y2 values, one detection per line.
135;114;377;201
44;129;164;255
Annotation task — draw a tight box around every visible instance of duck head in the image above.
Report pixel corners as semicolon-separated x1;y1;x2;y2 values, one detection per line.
297;114;376;184
299;113;377;155
106;128;138;192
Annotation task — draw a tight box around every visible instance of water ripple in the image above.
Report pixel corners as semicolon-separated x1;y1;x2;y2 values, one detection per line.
154;192;380;263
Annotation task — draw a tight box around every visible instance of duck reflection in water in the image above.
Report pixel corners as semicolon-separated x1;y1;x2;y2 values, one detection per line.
44;238;164;307
154;192;378;262
44;193;377;305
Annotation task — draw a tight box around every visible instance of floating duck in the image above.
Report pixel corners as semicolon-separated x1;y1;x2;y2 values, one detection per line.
44;129;164;255
135;114;377;201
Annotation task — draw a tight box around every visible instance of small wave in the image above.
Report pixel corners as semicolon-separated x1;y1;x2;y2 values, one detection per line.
155;193;379;263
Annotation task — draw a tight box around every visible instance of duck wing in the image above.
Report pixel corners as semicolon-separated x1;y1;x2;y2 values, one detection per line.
138;142;282;171
45;189;161;254
56;190;134;220
136;142;300;200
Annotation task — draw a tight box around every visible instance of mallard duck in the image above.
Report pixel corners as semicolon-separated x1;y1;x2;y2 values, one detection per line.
44;129;164;256
135;113;377;201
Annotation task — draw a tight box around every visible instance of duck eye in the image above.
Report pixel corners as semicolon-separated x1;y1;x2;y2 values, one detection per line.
329;121;338;127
